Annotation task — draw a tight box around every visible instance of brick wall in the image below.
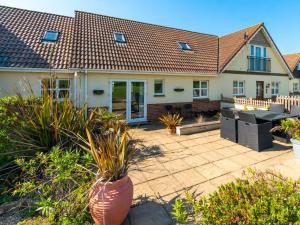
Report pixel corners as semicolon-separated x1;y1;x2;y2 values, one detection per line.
192;99;220;112
147;99;220;121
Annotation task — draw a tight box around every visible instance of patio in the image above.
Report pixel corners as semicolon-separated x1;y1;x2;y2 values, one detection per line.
123;124;300;225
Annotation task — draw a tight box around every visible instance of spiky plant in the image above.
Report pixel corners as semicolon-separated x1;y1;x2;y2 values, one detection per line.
2;82;93;154
159;113;183;131
196;115;206;124
82;121;136;182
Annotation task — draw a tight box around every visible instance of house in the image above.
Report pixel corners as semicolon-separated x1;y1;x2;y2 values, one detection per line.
0;6;293;122
283;53;300;94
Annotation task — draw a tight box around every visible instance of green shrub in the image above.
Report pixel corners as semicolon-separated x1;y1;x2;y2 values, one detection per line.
17;216;51;225
172;169;300;225
14;146;96;224
0;96;27;204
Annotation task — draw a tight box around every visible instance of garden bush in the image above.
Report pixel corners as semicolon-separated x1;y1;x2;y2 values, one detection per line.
4;93;89;153
14;146;96;224
172;169;300;225
0;96;27;204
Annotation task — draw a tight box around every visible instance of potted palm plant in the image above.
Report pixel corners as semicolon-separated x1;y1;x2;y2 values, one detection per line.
83;118;136;225
159;113;183;134
271;118;300;159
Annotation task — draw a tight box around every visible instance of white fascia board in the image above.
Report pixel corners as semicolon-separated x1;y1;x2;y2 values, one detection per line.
258;28;294;79
68;68;218;77
220;26;293;79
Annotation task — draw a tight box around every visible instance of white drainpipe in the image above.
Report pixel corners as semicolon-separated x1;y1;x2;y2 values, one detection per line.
84;70;88;117
74;71;78;107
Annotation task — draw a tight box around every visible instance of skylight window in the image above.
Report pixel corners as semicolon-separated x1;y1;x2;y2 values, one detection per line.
114;32;126;43
178;41;192;51
43;31;59;42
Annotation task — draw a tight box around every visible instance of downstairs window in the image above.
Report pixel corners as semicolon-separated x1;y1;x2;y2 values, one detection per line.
41;78;71;100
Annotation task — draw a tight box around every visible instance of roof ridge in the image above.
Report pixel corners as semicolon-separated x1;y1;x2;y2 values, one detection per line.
0;4;73;18
74;10;218;38
220;22;263;38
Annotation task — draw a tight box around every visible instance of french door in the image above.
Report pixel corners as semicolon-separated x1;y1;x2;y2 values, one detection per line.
110;80;147;123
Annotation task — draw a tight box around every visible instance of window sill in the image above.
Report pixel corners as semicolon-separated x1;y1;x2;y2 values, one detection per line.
247;69;270;73
154;94;165;97
193;97;209;101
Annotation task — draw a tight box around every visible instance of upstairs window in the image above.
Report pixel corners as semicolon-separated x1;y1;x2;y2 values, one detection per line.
271;81;280;96
193;81;208;98
249;45;268;71
114;32;126;43
43;31;59;42
178;41;192;51
297;63;300;71
41;78;71;101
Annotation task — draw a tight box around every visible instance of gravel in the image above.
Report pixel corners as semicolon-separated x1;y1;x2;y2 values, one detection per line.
0;209;25;225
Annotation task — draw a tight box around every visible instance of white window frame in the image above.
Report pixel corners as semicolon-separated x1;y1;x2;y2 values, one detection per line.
43;30;59;42
154;79;165;96
233;80;245;96
193;80;209;99
271;81;280;96
293;83;299;92
114;32;126;43
250;45;267;58
40;78;72;101
178;41;192;51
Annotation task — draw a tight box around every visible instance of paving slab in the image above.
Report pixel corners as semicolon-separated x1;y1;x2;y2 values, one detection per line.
129;125;298;225
128;202;172;225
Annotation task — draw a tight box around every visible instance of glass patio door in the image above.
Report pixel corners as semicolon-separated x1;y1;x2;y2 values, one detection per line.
110;80;147;122
111;81;127;119
129;81;146;122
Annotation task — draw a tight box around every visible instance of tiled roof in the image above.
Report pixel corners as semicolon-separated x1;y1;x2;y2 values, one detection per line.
71;11;219;73
0;6;73;69
283;53;300;72
0;6;278;75
218;23;263;72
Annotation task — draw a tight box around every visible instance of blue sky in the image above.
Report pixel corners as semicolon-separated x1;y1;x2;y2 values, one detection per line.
1;0;298;54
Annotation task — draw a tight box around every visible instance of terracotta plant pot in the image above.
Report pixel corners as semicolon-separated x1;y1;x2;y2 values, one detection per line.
168;126;176;134
89;175;133;225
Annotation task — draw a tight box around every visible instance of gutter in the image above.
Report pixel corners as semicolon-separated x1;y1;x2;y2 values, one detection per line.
0;67;71;73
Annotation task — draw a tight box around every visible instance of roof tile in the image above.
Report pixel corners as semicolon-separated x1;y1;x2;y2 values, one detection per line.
0;6;73;69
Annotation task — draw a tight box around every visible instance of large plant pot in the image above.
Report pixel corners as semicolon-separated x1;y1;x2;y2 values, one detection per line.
89;175;133;225
290;139;300;160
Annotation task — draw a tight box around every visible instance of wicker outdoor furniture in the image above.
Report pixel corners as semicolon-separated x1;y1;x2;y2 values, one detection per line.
220;109;238;143
290;105;300;118
237;111;273;151
269;103;285;113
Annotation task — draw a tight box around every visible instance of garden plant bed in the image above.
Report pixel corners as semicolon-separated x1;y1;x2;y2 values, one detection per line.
176;120;220;135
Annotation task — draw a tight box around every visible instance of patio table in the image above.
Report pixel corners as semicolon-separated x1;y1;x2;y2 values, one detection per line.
244;110;291;122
